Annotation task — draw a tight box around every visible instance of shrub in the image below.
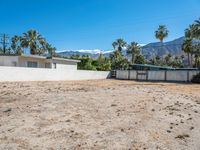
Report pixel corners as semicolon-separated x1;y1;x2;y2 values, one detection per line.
191;73;200;83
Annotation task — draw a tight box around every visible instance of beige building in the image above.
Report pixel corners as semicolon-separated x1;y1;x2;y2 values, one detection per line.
0;55;80;70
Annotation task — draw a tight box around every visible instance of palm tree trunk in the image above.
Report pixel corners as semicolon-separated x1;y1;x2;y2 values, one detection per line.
188;53;190;67
190;53;193;67
132;54;134;64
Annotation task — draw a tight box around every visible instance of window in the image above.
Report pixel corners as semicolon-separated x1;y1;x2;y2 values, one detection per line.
27;61;38;68
53;63;56;69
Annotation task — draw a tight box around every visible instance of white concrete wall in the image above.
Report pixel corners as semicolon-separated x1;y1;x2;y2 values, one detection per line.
116;70;200;82
0;66;110;82
148;71;165;81
129;71;137;80
54;63;77;70
166;71;188;82
116;70;129;79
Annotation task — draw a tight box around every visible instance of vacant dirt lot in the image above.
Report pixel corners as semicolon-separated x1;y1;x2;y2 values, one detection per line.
0;80;200;150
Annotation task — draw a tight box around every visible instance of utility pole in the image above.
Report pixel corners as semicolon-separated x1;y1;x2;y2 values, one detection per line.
0;34;9;54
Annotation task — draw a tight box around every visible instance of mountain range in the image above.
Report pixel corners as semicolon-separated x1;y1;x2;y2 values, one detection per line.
57;37;198;59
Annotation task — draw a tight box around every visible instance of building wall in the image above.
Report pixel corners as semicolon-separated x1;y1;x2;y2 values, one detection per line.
52;60;77;70
0;66;110;82
18;57;49;68
0;56;78;70
0;56;19;67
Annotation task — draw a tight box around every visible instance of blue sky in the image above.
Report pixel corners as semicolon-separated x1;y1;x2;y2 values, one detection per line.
0;0;199;51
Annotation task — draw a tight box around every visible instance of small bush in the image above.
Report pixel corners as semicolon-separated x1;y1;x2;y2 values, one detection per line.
191;73;200;83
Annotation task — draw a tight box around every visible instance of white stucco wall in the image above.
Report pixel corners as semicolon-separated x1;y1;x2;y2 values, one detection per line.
129;71;137;80
116;70;129;79
116;70;200;82
0;66;110;82
148;71;165;81
166;71;188;82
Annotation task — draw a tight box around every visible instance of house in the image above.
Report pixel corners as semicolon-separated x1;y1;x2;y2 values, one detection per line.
0;55;80;70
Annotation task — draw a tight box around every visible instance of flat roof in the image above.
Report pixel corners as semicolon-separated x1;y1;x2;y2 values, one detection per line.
131;64;174;69
0;54;80;63
51;57;81;63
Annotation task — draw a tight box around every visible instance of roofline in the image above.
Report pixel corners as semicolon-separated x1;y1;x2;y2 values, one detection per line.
20;55;80;63
0;54;80;63
131;64;174;69
51;57;81;63
20;54;47;59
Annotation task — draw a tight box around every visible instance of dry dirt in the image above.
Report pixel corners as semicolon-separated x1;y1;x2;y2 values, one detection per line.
0;79;200;150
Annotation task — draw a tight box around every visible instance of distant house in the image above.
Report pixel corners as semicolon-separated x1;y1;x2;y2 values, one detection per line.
0;55;80;70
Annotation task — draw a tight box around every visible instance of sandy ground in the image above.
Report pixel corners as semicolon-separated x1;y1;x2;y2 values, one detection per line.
0;79;200;150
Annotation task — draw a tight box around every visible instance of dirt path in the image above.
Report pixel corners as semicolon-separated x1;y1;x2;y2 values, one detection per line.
0;80;200;150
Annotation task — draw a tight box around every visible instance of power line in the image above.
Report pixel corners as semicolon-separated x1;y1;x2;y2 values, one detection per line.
0;34;9;54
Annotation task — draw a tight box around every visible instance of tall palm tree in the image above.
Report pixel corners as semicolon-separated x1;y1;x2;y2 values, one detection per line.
21;30;47;55
182;38;193;67
155;25;169;57
155;25;169;43
194;18;200;39
112;38;127;53
127;42;141;64
185;24;198;39
11;35;23;55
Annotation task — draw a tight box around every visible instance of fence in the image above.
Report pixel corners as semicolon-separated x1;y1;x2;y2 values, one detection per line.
116;70;200;82
0;66;110;82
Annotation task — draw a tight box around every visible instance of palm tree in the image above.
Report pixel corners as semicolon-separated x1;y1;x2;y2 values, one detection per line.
21;30;47;55
182;38;193;67
46;43;56;57
185;24;198;39
165;53;172;65
126;42;141;64
11;35;23;55
194;18;200;39
155;25;169;43
112;38;127;53
155;55;161;65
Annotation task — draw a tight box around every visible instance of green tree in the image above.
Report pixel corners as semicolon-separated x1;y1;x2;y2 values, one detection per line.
155;25;169;43
21;29;47;55
127;42;141;64
194;18;200;39
112;38;127;53
11;36;23;55
110;50;129;70
182;38;193;67
46;43;56;57
164;53;172;65
95;53;111;71
134;54;145;64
